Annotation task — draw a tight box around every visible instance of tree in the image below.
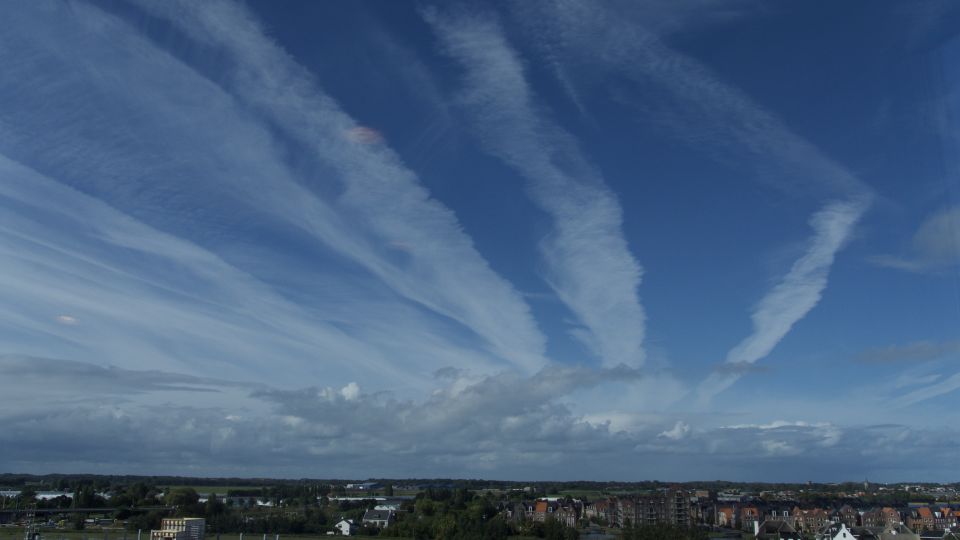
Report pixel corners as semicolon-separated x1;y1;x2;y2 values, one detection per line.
166;487;200;507
126;510;164;532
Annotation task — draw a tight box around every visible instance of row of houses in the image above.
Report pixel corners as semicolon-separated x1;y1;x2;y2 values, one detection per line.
716;504;960;533
502;498;582;527
499;490;697;529
750;518;960;540
817;521;959;540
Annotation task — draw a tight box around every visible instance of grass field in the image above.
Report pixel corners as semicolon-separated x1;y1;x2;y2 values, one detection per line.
0;530;407;540
0;529;130;540
161;487;266;495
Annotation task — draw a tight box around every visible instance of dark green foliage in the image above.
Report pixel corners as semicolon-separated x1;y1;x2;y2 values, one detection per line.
165;488;200;508
620;524;707;540
125;510;165;532
381;489;557;540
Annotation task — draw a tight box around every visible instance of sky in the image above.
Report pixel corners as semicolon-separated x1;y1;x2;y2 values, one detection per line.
1;0;959;483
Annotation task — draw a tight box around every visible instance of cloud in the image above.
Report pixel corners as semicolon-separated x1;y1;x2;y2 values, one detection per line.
1;360;647;477
894;371;960;407
0;154;465;388
0;354;253;396
697;198;869;403
134;0;549;373
856;339;960;364
422;6;647;368
5;356;956;481
506;1;873;400
55;315;79;326
712;361;771;375
658;421;690;440
511;1;869;198
0;0;546;375
3;355;959;482
893;372;941;389
870;206;960;274
339;382;360;401
345;126;384;145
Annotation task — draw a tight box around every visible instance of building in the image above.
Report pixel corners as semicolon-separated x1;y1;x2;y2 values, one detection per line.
862;508;901;529
334;519;356;536
533;500;560;522
792;507;830;532
908;507;935;531
344;483;380;491
754;520;802;540
833;506;859;528
934;507;957;530
815;522;856;540
848;524;920;540
740;507;761;532
613;489;693;528
584;498;612;523
150;518;205;540
361;509;395;528
503;501;534;523
716;506;736;528
554;505;579;528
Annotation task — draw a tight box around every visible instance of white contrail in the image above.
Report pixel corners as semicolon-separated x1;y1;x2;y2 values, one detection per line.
423;7;647;368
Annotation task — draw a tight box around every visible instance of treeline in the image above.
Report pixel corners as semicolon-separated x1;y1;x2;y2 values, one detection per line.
4;473;957;496
381;488;577;540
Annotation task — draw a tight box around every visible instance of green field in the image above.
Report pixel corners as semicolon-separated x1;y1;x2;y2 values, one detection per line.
0;529;130;540
0;532;407;540
161;486;266;495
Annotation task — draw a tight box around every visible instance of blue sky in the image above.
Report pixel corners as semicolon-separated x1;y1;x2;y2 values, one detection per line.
1;0;959;482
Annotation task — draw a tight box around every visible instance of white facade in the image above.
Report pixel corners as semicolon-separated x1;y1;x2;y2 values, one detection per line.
151;518;205;540
830;524;855;540
335;519;355;536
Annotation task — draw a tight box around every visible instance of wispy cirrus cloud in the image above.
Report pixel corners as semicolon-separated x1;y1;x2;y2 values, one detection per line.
894;371;960;407
698;199;869;403
121;0;548;372
511;1;873;397
0;1;546;374
513;1;868;198
422;7;647;368
856;339;960;364
0;154;472;387
0;354;254;395
870;206;960;274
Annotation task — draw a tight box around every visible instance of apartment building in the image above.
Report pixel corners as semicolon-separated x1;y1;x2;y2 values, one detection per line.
151;518;205;540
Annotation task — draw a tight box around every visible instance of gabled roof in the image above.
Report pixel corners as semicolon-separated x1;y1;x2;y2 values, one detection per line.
362;509;393;521
758;519;797;533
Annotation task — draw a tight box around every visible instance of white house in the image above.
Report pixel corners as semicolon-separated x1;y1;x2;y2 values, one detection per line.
362;509;395;528
820;523;856;540
334;519;356;536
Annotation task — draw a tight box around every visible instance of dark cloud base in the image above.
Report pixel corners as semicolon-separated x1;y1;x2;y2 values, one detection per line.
2;356;958;483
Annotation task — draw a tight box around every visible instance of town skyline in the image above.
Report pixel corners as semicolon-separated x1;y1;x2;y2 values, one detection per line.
3;474;960;539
